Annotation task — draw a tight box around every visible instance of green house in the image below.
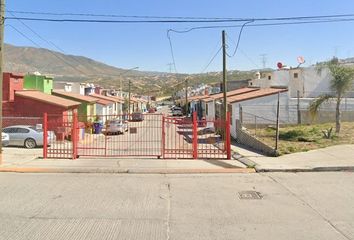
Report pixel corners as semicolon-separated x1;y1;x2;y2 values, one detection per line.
24;74;53;94
52;90;97;122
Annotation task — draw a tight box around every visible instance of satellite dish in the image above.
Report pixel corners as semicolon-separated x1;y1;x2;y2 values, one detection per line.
277;62;283;69
297;56;305;64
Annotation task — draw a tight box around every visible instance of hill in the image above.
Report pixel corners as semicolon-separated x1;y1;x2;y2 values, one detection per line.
4;43;255;96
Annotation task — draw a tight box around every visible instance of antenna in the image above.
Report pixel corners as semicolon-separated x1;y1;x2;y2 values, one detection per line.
296;56;306;68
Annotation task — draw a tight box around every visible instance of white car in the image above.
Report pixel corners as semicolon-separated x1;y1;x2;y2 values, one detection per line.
2;132;9;147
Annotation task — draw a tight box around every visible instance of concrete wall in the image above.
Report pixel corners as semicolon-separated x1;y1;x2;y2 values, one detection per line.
235;120;276;156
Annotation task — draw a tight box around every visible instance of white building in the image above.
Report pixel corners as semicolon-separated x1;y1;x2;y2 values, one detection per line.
228;88;289;139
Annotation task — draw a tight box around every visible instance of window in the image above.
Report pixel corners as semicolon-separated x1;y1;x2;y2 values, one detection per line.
294;73;299;78
206;104;208;115
3;128;18;133
17;128;30;134
268;75;271;80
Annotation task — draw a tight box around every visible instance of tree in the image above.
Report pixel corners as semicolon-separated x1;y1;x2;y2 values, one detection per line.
309;58;354;133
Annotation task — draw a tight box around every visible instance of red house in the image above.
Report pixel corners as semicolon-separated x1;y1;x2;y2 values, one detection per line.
14;90;81;140
2;72;24;115
2;72;24;102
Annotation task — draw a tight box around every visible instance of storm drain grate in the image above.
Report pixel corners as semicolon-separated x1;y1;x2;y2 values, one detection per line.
238;191;263;200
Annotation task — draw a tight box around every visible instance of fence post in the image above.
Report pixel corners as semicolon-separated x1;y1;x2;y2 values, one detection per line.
192;111;198;159
297;90;301;124
43;113;48;159
275;93;280;152
72;111;78;160
226;111;231;159
254;115;257;136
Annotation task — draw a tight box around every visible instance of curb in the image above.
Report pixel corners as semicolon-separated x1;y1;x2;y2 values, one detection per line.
255;166;354;173
0;167;256;174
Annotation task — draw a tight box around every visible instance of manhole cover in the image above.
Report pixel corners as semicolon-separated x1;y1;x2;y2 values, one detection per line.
238;191;263;200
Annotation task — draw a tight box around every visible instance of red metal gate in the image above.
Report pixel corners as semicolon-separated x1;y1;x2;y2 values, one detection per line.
44;112;231;159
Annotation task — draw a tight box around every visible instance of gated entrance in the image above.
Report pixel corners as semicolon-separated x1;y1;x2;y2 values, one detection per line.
44;112;231;159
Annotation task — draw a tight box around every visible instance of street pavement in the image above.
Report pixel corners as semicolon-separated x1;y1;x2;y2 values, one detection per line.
0;172;353;240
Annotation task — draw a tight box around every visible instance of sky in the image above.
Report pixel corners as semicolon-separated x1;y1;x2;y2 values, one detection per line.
5;0;354;73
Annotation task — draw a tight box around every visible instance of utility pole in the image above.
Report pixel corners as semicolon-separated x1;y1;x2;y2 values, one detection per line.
128;80;131;115
260;54;267;69
222;30;227;122
185;77;188;115
167;63;173;73
0;0;5;164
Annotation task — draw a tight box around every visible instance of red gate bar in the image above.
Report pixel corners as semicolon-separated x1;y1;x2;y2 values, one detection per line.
43;112;48;159
192;111;198;159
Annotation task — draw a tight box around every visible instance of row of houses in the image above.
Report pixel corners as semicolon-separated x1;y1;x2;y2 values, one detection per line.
185;64;354;139
2;72;151;127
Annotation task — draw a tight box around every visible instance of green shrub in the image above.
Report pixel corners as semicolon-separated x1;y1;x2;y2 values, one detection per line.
279;130;305;140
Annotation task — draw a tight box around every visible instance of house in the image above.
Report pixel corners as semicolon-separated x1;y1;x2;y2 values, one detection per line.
89;93;124;115
249;66;354;99
227;88;289;139
14;90;80;140
201;88;258;122
2;72;24;102
53;82;73;92
2;72;25;116
52;90;97;122
84;84;95;95
24;73;53;94
187;95;210;119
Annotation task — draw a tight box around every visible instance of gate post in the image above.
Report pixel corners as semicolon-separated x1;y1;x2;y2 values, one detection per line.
226;111;231;159
43;113;48;159
192;111;198;159
72;111;78;160
162;115;165;159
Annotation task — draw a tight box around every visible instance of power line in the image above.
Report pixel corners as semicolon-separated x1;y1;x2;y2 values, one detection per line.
200;46;223;74
226;20;254;57
6;24;88;75
5;15;354;24
6;10;354;22
5;10;239;20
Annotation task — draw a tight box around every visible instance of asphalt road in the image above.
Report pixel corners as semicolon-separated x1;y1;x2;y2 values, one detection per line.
0;172;353;240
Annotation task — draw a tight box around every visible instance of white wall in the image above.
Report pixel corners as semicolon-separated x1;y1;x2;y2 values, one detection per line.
230;92;289;138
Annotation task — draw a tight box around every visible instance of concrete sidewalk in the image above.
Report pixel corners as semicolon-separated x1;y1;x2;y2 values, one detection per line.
0;147;252;174
232;143;354;172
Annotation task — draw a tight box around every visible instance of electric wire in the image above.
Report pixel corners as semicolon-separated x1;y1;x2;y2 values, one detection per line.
6;24;88;75
6;10;354;22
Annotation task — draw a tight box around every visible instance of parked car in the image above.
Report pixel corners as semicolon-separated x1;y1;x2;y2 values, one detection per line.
2;132;9;147
131;112;144;121
172;108;183;116
2;125;56;149
106;119;128;135
171;106;181;111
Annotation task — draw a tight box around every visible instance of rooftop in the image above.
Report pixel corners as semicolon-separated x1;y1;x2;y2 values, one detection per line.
52;90;97;103
202;88;258;102
228;88;288;104
89;93;124;103
15;90;80;108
